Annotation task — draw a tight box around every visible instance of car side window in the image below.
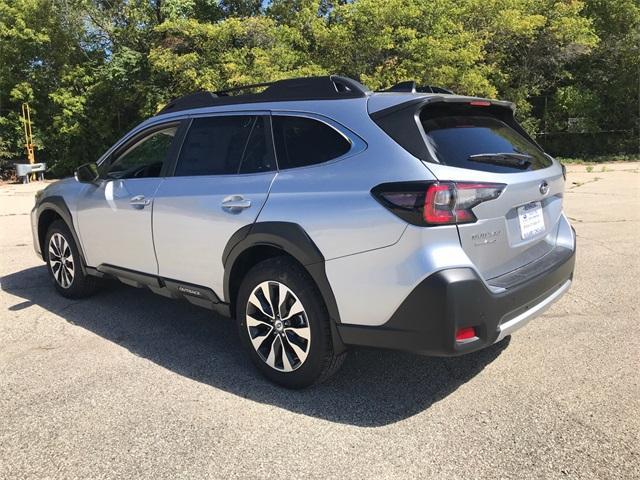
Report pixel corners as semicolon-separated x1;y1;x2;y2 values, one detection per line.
105;127;177;180
272;115;351;170
238;116;276;174
174;115;274;176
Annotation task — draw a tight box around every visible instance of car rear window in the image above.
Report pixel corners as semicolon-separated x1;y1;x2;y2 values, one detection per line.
272;116;351;169
420;113;552;172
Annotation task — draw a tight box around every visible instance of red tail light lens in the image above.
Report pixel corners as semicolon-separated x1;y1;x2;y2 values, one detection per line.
372;181;504;226
424;183;455;224
424;182;504;225
455;327;477;341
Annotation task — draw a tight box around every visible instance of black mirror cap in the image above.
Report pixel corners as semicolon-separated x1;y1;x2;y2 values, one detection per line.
74;162;99;183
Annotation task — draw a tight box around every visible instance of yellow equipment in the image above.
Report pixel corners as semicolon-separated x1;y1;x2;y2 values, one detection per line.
21;103;36;180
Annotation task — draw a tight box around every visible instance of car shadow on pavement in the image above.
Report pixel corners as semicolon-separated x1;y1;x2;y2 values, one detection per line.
2;266;510;427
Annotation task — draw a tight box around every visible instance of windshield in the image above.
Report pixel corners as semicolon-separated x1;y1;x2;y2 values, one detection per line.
420;114;551;173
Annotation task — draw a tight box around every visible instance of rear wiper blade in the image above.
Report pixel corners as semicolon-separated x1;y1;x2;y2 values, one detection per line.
468;153;532;169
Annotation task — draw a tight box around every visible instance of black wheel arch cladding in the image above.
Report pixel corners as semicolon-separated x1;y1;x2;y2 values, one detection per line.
223;222;343;329
36;196;88;275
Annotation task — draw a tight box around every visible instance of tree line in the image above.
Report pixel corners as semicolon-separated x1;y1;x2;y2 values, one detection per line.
1;0;638;176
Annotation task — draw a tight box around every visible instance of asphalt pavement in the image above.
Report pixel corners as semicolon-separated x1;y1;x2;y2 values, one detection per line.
1;163;638;479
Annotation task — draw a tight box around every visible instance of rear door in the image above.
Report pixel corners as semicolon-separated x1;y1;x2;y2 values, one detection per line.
419;103;565;280
152;113;276;297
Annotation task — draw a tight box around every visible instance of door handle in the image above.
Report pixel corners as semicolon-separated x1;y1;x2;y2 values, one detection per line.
130;195;151;208
222;195;251;212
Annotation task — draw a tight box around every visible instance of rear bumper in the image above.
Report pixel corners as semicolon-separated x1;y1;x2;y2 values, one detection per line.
337;238;575;356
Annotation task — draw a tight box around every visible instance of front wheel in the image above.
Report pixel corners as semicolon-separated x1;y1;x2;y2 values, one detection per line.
236;257;346;388
45;220;97;298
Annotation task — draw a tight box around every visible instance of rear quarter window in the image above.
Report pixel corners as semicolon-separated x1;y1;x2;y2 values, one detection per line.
272;116;351;169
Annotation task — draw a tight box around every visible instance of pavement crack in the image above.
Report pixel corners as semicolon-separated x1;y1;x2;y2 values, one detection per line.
566;190;637;197
574;232;628;255
565;291;602;310
569;177;602;190
568;217;632;224
54;301;83;316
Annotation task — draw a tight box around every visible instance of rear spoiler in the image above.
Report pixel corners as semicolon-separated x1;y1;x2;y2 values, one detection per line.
370;96;542;163
370;95;516;120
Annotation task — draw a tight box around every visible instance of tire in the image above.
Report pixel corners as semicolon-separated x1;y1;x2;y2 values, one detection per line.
44;220;97;298
236;256;346;388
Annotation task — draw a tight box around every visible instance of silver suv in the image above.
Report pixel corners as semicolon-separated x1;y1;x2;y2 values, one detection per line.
31;76;575;388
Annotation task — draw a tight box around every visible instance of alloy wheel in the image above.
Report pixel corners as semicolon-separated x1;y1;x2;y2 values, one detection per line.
48;233;74;289
245;281;311;372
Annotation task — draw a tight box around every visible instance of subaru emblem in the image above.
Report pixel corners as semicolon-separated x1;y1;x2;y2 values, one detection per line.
539;180;549;195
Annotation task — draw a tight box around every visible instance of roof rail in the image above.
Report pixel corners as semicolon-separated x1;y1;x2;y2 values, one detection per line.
158;75;369;115
381;81;454;95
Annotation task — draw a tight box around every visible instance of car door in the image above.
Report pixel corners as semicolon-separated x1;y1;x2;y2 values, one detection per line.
76;122;184;275
152;113;277;297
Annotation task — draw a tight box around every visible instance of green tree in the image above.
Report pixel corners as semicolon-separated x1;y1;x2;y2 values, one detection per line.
311;0;496;95
552;0;639;134
150;14;327;96
0;0;73;167
1;0;636;177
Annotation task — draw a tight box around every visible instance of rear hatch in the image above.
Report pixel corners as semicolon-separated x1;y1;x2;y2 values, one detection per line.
372;97;565;282
419;101;564;281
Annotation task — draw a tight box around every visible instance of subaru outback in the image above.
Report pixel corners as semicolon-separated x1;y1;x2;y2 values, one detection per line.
31;75;575;388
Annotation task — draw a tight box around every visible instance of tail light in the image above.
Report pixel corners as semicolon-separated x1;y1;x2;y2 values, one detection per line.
455;327;478;342
371;181;505;226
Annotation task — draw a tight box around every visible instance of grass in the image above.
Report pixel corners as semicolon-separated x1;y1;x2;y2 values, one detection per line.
557;154;640;164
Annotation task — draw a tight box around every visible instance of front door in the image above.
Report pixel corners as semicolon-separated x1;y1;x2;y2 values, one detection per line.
76;123;181;274
153;114;277;297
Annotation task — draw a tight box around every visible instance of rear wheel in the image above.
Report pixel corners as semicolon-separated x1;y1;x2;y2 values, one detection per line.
236;257;345;388
45;220;97;298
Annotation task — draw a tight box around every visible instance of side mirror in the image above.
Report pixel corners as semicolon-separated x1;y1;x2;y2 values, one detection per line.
74;162;100;184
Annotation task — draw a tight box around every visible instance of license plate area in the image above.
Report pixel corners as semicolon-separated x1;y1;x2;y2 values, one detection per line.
518;201;545;240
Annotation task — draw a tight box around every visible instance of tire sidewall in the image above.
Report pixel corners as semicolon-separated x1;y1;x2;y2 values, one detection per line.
44;220;86;297
236;258;332;388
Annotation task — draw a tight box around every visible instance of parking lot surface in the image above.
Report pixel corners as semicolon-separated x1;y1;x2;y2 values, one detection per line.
1;163;638;479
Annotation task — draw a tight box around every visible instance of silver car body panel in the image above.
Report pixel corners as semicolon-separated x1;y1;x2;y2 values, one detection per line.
257;106;436;262
33;90;574;336
76;177;163;274
426;162;566;280
153;171;276;294
33;178;86;252
326;212;574;327
324;223;469;326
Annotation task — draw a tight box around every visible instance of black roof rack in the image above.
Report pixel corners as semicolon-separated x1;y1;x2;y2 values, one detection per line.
158;75;369;115
381;80;454;95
